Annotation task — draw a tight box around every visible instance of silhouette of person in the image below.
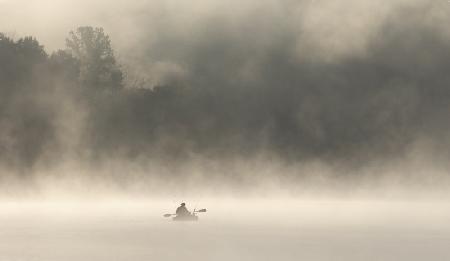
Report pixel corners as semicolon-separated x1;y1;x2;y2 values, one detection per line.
176;203;190;216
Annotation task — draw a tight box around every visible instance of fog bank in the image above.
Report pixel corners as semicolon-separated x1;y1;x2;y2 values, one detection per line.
1;0;450;195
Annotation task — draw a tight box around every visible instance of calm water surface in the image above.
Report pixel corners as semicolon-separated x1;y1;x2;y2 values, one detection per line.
0;200;449;261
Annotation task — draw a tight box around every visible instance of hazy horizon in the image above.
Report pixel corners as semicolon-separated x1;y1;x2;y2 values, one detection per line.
1;2;450;260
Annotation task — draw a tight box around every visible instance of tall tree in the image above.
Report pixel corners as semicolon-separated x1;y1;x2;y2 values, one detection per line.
66;26;123;91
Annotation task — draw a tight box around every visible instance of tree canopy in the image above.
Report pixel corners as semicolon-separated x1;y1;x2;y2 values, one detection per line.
66;26;123;91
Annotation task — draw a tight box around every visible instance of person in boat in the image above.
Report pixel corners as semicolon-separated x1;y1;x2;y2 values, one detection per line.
176;203;191;217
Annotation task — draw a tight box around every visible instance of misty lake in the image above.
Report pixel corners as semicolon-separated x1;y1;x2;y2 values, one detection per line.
0;199;449;261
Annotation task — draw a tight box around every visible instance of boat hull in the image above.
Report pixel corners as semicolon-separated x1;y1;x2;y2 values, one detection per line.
172;215;199;221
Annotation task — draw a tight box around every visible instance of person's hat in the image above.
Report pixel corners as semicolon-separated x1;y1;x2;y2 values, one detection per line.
181;202;186;206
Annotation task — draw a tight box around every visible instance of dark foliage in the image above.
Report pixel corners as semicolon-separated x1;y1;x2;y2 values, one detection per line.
1;18;450;173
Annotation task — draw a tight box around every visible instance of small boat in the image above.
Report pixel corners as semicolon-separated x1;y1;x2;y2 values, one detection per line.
172;214;199;221
164;208;207;222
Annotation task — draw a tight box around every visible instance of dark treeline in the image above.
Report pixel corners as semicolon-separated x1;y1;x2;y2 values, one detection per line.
1;20;450;173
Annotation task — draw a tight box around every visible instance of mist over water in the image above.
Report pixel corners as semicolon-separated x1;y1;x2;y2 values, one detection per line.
1;0;450;260
0;199;449;261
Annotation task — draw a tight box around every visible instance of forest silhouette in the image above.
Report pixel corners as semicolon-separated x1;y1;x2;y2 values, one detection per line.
1;23;450;175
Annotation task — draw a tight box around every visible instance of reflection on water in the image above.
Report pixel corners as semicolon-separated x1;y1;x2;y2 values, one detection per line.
0;199;449;261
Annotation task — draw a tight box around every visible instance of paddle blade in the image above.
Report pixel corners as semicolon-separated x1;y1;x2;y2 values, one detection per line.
163;214;173;217
197;209;207;213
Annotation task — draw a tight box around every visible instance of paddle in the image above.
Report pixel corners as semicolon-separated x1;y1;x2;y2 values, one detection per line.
163;209;207;217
